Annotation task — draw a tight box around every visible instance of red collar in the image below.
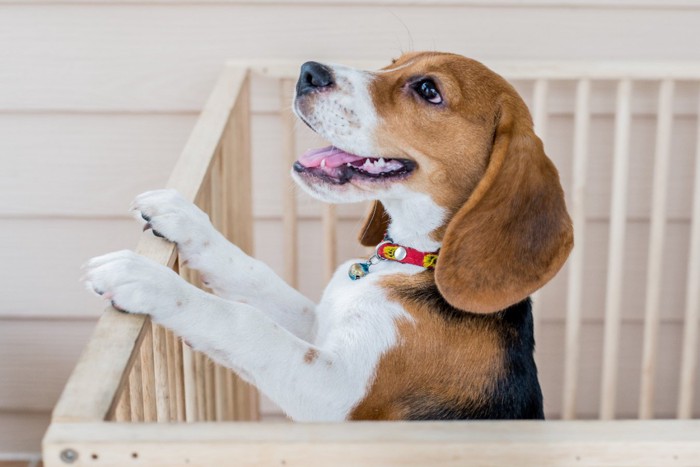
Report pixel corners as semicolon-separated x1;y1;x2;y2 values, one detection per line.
375;239;439;269
348;236;440;280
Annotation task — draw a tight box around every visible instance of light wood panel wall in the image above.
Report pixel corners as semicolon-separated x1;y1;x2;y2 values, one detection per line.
2;0;700;455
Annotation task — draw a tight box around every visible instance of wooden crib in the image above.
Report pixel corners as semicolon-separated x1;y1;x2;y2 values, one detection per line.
43;60;700;466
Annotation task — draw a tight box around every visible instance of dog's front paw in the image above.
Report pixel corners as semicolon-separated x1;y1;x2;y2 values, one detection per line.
82;250;188;318
130;189;215;262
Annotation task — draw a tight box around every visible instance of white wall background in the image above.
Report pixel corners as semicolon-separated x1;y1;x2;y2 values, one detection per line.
1;0;700;456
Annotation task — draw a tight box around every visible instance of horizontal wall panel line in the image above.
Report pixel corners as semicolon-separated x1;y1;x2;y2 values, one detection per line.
0;0;698;9
0;314;100;322
251;109;700;117
0;408;53;417
0;109;698;118
0;314;693;325
0;214;694;223
0;109;199;116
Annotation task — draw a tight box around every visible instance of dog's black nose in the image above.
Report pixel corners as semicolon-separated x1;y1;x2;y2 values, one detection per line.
296;61;334;96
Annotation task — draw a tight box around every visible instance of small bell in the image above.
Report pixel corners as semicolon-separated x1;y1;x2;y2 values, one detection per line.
348;262;370;280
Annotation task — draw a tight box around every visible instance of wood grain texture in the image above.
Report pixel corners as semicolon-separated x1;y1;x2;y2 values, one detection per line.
638;79;674;419
43;420;700;467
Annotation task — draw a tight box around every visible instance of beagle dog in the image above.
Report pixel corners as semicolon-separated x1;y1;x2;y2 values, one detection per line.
84;52;573;421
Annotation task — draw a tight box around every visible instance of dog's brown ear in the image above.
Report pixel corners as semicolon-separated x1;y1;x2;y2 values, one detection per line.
358;201;390;246
435;95;573;313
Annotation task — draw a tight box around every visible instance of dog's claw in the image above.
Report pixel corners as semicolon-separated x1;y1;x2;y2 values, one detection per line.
110;300;127;313
143;223;152;232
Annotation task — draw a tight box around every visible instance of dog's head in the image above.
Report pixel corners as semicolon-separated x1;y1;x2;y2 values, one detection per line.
292;52;573;313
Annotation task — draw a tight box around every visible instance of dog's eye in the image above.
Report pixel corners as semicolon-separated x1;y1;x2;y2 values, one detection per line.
413;79;442;104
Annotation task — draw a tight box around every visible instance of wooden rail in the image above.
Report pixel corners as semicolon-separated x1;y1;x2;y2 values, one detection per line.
44;420;700;467
44;60;700;466
51;65;257;424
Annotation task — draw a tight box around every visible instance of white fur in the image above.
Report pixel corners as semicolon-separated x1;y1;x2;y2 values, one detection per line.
84;62;446;421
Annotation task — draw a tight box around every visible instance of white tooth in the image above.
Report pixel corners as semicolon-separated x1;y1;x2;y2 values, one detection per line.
378;157;385;166
320;159;326;168
346;162;352;167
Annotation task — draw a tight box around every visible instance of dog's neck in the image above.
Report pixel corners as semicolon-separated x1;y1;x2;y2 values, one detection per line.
381;193;445;252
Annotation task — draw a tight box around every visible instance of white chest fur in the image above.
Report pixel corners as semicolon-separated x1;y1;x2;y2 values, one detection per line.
309;259;417;418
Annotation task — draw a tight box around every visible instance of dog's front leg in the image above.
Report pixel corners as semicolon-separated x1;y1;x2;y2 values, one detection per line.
129;189;316;341
83;250;352;421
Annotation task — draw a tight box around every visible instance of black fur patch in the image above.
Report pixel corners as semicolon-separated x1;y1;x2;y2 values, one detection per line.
395;280;544;420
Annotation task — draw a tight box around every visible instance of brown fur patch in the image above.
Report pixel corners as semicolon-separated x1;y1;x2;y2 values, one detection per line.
358;201;390;246
349;274;504;420
303;348;319;364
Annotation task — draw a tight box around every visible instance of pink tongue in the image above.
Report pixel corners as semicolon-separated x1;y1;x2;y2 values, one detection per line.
298;146;365;168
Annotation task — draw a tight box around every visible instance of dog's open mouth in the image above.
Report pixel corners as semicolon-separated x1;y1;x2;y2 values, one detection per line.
293;146;416;184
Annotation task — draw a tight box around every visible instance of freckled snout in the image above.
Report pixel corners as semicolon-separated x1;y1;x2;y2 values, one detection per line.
296;61;335;96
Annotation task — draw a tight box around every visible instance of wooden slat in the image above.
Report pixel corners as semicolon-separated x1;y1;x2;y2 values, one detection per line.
222;73;253;258
225;370;236;421
562;78;591;420
181;341;197;423
639;79;675;419
530;78;548;356
280;79;299;288
128;355;144;422
677;87;700;419
165;329;178;420
43;420;700;467
152;325;170;422
214;365;227;421
599;79;633;420
210;150;224;230
204;358;216;422
194;352;206;422
172;334;185;422
139;320;157;423
322;204;337;281
532;79;549;142
49;65;249;423
113;384;130;422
